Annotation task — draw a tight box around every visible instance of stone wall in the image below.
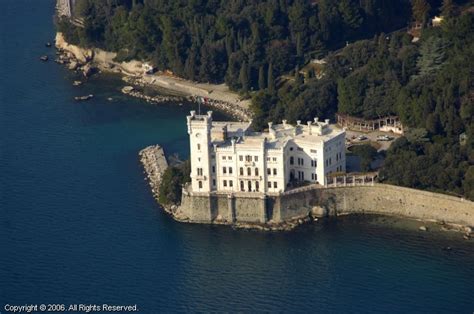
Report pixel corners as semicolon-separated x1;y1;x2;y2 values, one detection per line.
178;184;474;227
178;193;268;224
318;185;474;226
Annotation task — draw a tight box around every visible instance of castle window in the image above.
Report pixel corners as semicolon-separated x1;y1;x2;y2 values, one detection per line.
255;181;259;192
248;181;252;192
213;179;216;186
197;168;203;176
290;147;294;151
223;180;227;187
240;180;244;191
273;157;277;162
274;182;278;189
255;168;259;176
222;156;226;160
247;168;251;176
290;156;294;165
239;155;243;161
267;168;271;175
240;167;244;176
254;156;258;162
268;182;271;188
229;180;233;187
273;169;277;175
310;149;317;154
198;181;203;189
301;158;304;166
212;166;215;173
228;156;233;161
223;167;227;174
245;155;252;162
229;167;233;174
267;157;270;162
197;144;201;150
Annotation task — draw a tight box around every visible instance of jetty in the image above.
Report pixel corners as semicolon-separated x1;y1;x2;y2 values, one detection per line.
139;145;168;207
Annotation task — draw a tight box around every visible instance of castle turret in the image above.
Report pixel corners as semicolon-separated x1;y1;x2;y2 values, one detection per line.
187;111;213;192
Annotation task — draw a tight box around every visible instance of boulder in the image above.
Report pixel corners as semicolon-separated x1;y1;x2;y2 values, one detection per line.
68;61;79;71
82;64;96;78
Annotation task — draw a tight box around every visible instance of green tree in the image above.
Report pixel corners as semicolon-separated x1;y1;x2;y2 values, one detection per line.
239;61;249;92
411;0;431;26
258;66;266;90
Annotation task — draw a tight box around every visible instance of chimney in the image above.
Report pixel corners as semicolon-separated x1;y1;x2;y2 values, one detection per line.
307;121;312;135
297;120;301;126
325;119;330;125
231;138;236;153
207;111;213;118
282;120;287;127
268;122;273;130
190;110;196;117
314;117;319;123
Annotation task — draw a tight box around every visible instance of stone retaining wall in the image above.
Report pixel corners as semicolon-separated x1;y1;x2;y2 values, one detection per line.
177;184;474;228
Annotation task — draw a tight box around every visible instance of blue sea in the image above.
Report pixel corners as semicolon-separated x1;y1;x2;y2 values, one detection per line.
1;1;473;313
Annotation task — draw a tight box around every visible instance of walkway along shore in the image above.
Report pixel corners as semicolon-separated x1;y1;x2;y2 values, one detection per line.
55;33;252;122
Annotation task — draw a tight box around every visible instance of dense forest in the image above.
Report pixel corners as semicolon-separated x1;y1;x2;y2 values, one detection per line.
58;0;412;87
58;0;473;200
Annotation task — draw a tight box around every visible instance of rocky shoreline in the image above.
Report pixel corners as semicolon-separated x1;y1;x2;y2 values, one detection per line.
54;33;252;122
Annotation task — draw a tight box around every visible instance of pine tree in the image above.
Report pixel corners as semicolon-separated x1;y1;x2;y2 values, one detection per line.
296;33;303;57
411;0;431;27
441;0;455;18
239;61;249;92
184;49;196;81
267;63;275;94
258;66;266;90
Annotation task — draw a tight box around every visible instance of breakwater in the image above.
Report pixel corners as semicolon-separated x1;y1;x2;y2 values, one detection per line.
139;145;169;209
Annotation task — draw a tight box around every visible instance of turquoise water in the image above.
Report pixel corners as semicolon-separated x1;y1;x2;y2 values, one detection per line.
1;1;473;313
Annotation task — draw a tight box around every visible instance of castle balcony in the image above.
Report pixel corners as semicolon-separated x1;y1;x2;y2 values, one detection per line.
238;175;263;181
192;175;207;181
244;161;256;166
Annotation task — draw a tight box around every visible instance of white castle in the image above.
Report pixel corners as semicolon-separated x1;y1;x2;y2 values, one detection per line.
187;111;346;195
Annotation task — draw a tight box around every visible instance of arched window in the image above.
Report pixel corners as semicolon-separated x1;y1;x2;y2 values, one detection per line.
255;168;259;176
247;167;251;176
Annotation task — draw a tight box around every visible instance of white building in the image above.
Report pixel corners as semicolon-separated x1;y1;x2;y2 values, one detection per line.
187;111;346;195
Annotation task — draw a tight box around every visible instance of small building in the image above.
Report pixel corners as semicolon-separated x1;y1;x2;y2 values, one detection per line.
432;16;444;27
336;113;403;134
187;111;346;195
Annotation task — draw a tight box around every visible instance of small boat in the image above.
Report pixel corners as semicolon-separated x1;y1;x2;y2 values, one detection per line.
40;55;48;62
74;94;94;101
45;42;52;47
72;80;83;86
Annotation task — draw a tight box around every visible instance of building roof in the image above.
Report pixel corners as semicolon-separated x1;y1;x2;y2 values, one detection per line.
212;119;345;151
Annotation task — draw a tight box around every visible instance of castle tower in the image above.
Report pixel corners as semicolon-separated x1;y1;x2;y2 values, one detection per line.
187;110;213;193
